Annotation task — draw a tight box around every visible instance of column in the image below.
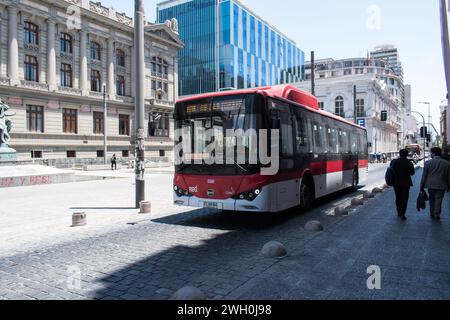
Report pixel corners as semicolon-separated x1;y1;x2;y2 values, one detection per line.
107;38;115;98
8;5;19;85
80;30;88;94
47;20;57;91
173;57;178;101
131;45;136;97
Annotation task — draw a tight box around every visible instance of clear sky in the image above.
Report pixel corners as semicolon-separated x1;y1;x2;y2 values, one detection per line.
104;0;446;130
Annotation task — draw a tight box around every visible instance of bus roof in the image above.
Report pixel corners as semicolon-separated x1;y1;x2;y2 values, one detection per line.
177;85;366;131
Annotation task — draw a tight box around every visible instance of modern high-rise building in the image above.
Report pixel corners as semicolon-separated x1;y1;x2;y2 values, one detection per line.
370;45;404;79
157;0;305;96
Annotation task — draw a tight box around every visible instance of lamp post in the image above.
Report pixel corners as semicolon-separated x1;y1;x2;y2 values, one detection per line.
418;102;431;140
134;0;146;208
103;84;107;165
410;110;427;165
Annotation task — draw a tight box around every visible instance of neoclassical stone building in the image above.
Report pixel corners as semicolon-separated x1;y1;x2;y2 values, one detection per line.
0;0;183;166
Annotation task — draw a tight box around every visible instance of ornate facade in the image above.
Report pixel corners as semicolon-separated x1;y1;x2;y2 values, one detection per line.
0;0;183;166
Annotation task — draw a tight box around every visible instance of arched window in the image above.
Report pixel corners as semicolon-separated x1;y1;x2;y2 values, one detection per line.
116;49;125;67
356;99;365;118
24;21;39;45
335;96;344;117
90;42;101;60
60;33;73;54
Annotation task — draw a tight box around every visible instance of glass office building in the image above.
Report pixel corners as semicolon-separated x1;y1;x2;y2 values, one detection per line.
158;0;305;96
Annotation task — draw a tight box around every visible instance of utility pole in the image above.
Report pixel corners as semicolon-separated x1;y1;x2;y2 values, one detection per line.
310;51;315;96
103;84;107;165
353;85;357;124
134;0;146;208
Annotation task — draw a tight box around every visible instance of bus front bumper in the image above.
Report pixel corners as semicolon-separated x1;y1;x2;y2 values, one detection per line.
173;189;273;212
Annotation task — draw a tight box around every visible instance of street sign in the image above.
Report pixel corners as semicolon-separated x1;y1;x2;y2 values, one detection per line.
357;119;366;127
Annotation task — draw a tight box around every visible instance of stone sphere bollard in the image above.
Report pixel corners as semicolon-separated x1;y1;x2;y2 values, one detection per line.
363;191;375;199
351;198;364;206
304;220;324;232
372;187;383;194
261;241;287;258
335;206;349;216
72;212;87;227
139;201;151;214
171;286;207;300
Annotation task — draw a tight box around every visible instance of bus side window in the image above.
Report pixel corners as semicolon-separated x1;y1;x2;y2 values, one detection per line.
351;130;359;154
360;132;368;157
294;109;311;154
269;100;294;170
280;110;294;158
338;127;350;153
313;121;322;154
326;124;337;154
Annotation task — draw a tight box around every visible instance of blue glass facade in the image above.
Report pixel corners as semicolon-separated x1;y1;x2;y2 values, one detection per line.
158;0;305;96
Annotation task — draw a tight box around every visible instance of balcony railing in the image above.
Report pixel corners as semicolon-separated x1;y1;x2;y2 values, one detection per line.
0;77;10;86
153;129;170;138
89;91;104;98
356;112;367;118
58;86;82;95
20;80;49;91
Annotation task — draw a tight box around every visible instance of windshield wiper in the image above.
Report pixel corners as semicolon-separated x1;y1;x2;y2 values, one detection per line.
230;158;248;172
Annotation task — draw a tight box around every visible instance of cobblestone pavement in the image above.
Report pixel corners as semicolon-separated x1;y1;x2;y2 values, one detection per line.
1;166;449;300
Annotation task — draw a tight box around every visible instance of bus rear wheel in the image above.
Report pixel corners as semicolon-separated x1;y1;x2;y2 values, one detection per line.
299;178;314;212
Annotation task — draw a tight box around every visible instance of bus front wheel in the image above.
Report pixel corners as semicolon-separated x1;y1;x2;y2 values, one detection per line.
299;177;315;212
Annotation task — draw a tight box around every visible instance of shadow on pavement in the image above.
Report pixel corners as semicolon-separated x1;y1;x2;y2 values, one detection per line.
70;207;137;210
151;187;363;231
88;187;371;300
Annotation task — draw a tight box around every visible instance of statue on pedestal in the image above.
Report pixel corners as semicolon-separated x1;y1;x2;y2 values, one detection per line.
0;100;17;162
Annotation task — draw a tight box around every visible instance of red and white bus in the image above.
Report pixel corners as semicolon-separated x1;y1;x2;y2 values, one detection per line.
173;85;368;213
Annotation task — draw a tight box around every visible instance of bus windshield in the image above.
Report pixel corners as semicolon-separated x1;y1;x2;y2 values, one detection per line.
174;94;265;175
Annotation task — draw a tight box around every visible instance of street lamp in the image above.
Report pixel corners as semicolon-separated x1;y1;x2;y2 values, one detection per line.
417;102;431;139
409;110;427;165
103;84;107;165
134;0;146;208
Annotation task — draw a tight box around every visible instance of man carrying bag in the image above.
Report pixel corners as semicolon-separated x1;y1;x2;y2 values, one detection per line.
388;149;415;220
420;147;450;220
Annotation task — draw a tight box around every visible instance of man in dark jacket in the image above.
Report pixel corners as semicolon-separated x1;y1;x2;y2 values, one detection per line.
390;149;415;220
420;147;450;220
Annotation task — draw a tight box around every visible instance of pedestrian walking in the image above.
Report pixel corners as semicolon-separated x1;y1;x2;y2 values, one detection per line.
111;154;117;170
420;147;450;220
390;149;415;220
442;147;450;161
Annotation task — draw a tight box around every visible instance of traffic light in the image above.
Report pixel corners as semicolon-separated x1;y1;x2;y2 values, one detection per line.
380;110;387;122
426;133;431;143
420;126;427;138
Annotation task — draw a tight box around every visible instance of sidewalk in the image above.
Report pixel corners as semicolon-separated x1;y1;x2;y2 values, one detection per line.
230;167;450;299
0;166;448;300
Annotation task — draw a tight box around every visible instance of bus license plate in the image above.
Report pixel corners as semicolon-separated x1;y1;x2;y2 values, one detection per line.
203;201;219;209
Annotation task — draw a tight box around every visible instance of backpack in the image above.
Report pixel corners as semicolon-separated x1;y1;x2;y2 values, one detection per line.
385;165;396;186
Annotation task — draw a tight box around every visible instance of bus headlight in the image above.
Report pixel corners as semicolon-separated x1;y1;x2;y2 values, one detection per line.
233;188;262;202
174;186;192;197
